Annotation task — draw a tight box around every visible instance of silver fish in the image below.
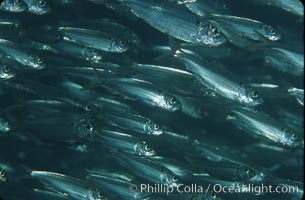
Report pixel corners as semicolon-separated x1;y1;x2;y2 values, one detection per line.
31;170;108;200
87;18;141;44
188;157;256;182
97;130;156;156
175;52;263;106
129;63;208;96
0;0;27;12
101;78;182;112
114;154;181;187
191;139;251;165
31;188;69;200
120;0;226;46
50;40;103;63
207;14;281;45
86;170;149;200
99;112;163;135
185;0;231;16
58;27;129;53
0;39;45;70
264;47;304;76
227;107;304;147
23;0;51;14
253;0;304;17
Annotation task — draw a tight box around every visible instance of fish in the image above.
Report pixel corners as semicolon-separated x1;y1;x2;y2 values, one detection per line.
206;14;281;49
114;154;181;187
263;47;304;76
175;52;263;106
252;0;304;17
227;107;304;147
58;27;130;53
30;188;70;200
86;18;141;44
30;170;109;200
23;0;51;14
150;156;194;180
191;139;251;165
100;78;182;112
0;39;46;70
23;111;101;145
185;0;231;16
119;0;226;46
128;63;208;96
98;112;163;135
0;0;28;13
47;40;104;63
96;130;156;156
86;169;149;200
187;157;256;182
163;0;197;5
288;87;304;106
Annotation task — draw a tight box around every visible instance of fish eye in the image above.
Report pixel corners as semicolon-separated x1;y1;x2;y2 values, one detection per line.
270;28;276;35
170;97;177;104
209;191;217;199
211;27;220;36
86;124;93;131
244;168;250;174
37;58;43;64
85;105;91;111
15;0;21;4
154;124;159;130
144;145;150;151
252;90;258;97
0;171;4;176
172;175;178;182
39;0;46;7
2;64;11;73
291;133;298;140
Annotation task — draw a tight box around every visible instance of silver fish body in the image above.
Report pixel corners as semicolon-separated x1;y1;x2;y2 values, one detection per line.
99;112;163;135
50;40;103;63
31;171;108;200
207;14;281;46
86;170;147;200
102;78;182;112
264;47;304;76
130;63;207;96
0;39;45;70
227;107;304;147
253;0;304;17
58;27;129;53
114;154;181;187
97;130;156;156
120;0;226;46
175;52;263;106
185;0;231;16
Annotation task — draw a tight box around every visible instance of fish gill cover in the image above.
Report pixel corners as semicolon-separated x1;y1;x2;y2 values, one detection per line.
0;0;304;200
